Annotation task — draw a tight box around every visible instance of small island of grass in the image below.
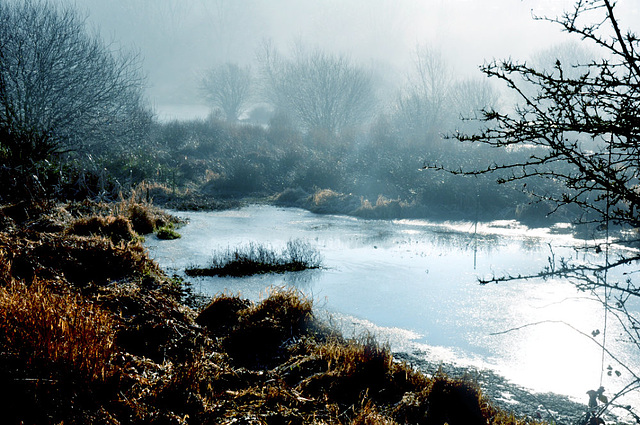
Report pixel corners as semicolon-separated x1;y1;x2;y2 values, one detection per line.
185;239;322;277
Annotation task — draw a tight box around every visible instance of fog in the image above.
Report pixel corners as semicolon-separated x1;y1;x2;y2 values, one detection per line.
74;0;637;117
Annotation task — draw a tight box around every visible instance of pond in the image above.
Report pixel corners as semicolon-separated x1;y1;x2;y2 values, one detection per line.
145;204;639;410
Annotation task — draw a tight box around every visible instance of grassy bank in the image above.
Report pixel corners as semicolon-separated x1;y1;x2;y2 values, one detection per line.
0;198;559;424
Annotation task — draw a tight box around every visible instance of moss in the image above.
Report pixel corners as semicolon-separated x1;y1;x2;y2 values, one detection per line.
156;224;181;240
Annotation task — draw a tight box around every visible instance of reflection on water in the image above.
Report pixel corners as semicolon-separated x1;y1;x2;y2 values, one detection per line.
145;204;639;409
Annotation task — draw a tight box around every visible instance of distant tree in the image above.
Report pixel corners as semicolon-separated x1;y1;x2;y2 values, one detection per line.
395;45;451;142
449;78;500;134
530;40;596;79
258;42;375;136
200;63;253;122
0;0;149;170
434;0;640;421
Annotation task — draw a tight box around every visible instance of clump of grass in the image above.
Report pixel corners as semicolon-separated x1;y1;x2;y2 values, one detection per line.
312;188;342;205
356;195;407;219
156;223;181;240
68;214;137;244
185;239;322;277
420;373;489;425
126;202;159;234
298;335;407;406
197;288;320;368
0;280;117;381
307;188;362;214
315;334;394;378
228;288;314;365
196;293;250;333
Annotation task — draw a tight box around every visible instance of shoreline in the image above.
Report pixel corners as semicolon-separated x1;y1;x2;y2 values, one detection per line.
147;203;597;424
393;350;591;424
0;198;617;423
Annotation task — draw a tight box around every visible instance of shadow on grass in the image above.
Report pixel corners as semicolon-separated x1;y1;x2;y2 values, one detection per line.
185;239;322;277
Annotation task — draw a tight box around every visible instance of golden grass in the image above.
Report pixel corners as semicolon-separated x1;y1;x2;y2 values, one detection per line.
316;335;393;377
312;188;342;205
351;400;400;425
68;214;137;244
0;245;12;285
245;287;314;330
0;280;117;381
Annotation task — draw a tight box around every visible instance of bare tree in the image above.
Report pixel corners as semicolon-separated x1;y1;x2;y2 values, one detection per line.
449;78;500;134
0;0;149;169
200;63;253;122
432;0;640;421
258;42;375;135
395;45;451;141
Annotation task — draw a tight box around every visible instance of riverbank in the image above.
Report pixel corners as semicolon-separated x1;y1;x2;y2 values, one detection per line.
393;351;592;424
0;198;597;424
142;181;565;229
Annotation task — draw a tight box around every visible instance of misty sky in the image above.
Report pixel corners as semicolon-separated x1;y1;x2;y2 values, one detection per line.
76;0;639;115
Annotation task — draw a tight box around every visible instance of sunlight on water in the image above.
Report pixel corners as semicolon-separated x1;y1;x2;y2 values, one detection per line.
146;205;639;410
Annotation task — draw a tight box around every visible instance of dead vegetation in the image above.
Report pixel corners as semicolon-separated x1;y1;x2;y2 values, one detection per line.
0;199;551;425
0;279;117;381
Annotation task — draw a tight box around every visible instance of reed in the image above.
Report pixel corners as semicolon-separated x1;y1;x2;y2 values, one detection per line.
0;280;117;382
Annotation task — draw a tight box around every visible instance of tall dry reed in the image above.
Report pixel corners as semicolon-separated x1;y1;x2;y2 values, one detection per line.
0;280;117;381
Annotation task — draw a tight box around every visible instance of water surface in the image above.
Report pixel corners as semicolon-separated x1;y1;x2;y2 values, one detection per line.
145;205;639;408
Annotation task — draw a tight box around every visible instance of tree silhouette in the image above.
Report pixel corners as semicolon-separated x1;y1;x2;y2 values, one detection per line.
200;63;253;122
0;0;149;169
433;1;640;421
258;42;375;136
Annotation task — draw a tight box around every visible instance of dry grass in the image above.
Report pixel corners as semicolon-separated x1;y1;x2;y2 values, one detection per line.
68;214;137;244
351;400;400;425
196;292;250;333
221;288;319;367
299;335;425;408
244;287;314;332
0;245;12;285
0;280;117;381
356;195;409;219
317;335;392;376
313;188;342;205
